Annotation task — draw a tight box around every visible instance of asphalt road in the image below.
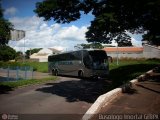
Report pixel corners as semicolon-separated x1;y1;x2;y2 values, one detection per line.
0;76;110;120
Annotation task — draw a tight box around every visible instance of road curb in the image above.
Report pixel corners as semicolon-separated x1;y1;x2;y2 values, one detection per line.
82;88;121;120
82;69;153;120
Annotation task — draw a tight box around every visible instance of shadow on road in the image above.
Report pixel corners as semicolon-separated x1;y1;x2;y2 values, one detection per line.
36;78;111;103
0;85;13;94
0;76;14;94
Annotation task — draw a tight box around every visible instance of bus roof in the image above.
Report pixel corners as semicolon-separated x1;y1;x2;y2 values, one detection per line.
48;49;105;56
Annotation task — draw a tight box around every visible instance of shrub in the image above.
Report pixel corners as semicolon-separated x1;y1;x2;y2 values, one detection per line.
0;45;16;61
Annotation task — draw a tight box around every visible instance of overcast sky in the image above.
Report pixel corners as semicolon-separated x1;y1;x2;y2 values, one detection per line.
2;0;142;52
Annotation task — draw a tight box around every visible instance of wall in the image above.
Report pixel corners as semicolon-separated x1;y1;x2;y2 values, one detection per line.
107;52;143;59
39;58;48;62
143;44;160;59
107;44;160;59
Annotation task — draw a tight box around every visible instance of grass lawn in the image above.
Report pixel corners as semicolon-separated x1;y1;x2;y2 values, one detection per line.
108;58;160;89
0;76;57;94
0;61;48;73
25;62;48;72
0;59;159;73
0;59;159;93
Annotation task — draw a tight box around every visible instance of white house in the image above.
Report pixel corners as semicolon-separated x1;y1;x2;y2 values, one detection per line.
30;48;61;62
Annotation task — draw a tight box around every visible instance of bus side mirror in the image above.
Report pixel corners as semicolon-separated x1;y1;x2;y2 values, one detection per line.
108;56;113;63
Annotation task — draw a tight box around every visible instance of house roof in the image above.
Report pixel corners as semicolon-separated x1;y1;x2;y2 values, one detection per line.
30;53;49;59
103;47;143;52
30;48;61;59
48;48;61;53
38;48;53;54
31;48;60;55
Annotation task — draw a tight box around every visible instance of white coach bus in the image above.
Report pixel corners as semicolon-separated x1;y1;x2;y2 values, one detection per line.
48;49;112;79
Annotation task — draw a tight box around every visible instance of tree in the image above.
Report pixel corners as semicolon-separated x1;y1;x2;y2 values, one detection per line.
15;51;23;61
0;0;13;45
25;48;42;59
0;45;16;61
34;0;160;46
75;43;104;49
0;0;15;61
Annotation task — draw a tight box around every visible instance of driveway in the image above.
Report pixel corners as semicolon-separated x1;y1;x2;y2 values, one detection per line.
0;76;110;120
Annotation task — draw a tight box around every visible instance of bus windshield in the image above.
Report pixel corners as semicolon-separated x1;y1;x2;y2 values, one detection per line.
88;50;108;70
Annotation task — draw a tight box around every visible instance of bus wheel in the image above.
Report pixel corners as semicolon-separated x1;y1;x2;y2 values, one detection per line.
78;71;83;78
52;70;58;76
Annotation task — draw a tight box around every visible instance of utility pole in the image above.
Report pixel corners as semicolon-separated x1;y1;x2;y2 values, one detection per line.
23;36;25;63
116;41;119;65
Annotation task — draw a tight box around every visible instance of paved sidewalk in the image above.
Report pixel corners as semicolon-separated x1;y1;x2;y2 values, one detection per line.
92;73;160;120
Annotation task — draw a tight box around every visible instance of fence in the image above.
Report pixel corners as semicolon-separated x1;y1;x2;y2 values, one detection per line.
0;66;33;81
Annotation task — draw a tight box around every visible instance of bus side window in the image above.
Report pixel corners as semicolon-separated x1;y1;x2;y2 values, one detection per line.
83;56;92;68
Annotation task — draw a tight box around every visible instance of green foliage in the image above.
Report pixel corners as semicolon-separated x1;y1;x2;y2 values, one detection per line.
0;45;16;61
15;51;23;60
0;0;3;18
109;59;160;89
0;1;13;45
0;61;48;73
25;48;42;59
0;76;57;93
35;0;160;46
34;0;83;23
75;43;104;49
0;19;13;45
2;77;56;88
0;61;20;68
86;0;160;45
25;62;48;73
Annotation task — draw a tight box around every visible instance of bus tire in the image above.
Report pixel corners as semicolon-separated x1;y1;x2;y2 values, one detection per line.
52;69;58;76
78;70;83;78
